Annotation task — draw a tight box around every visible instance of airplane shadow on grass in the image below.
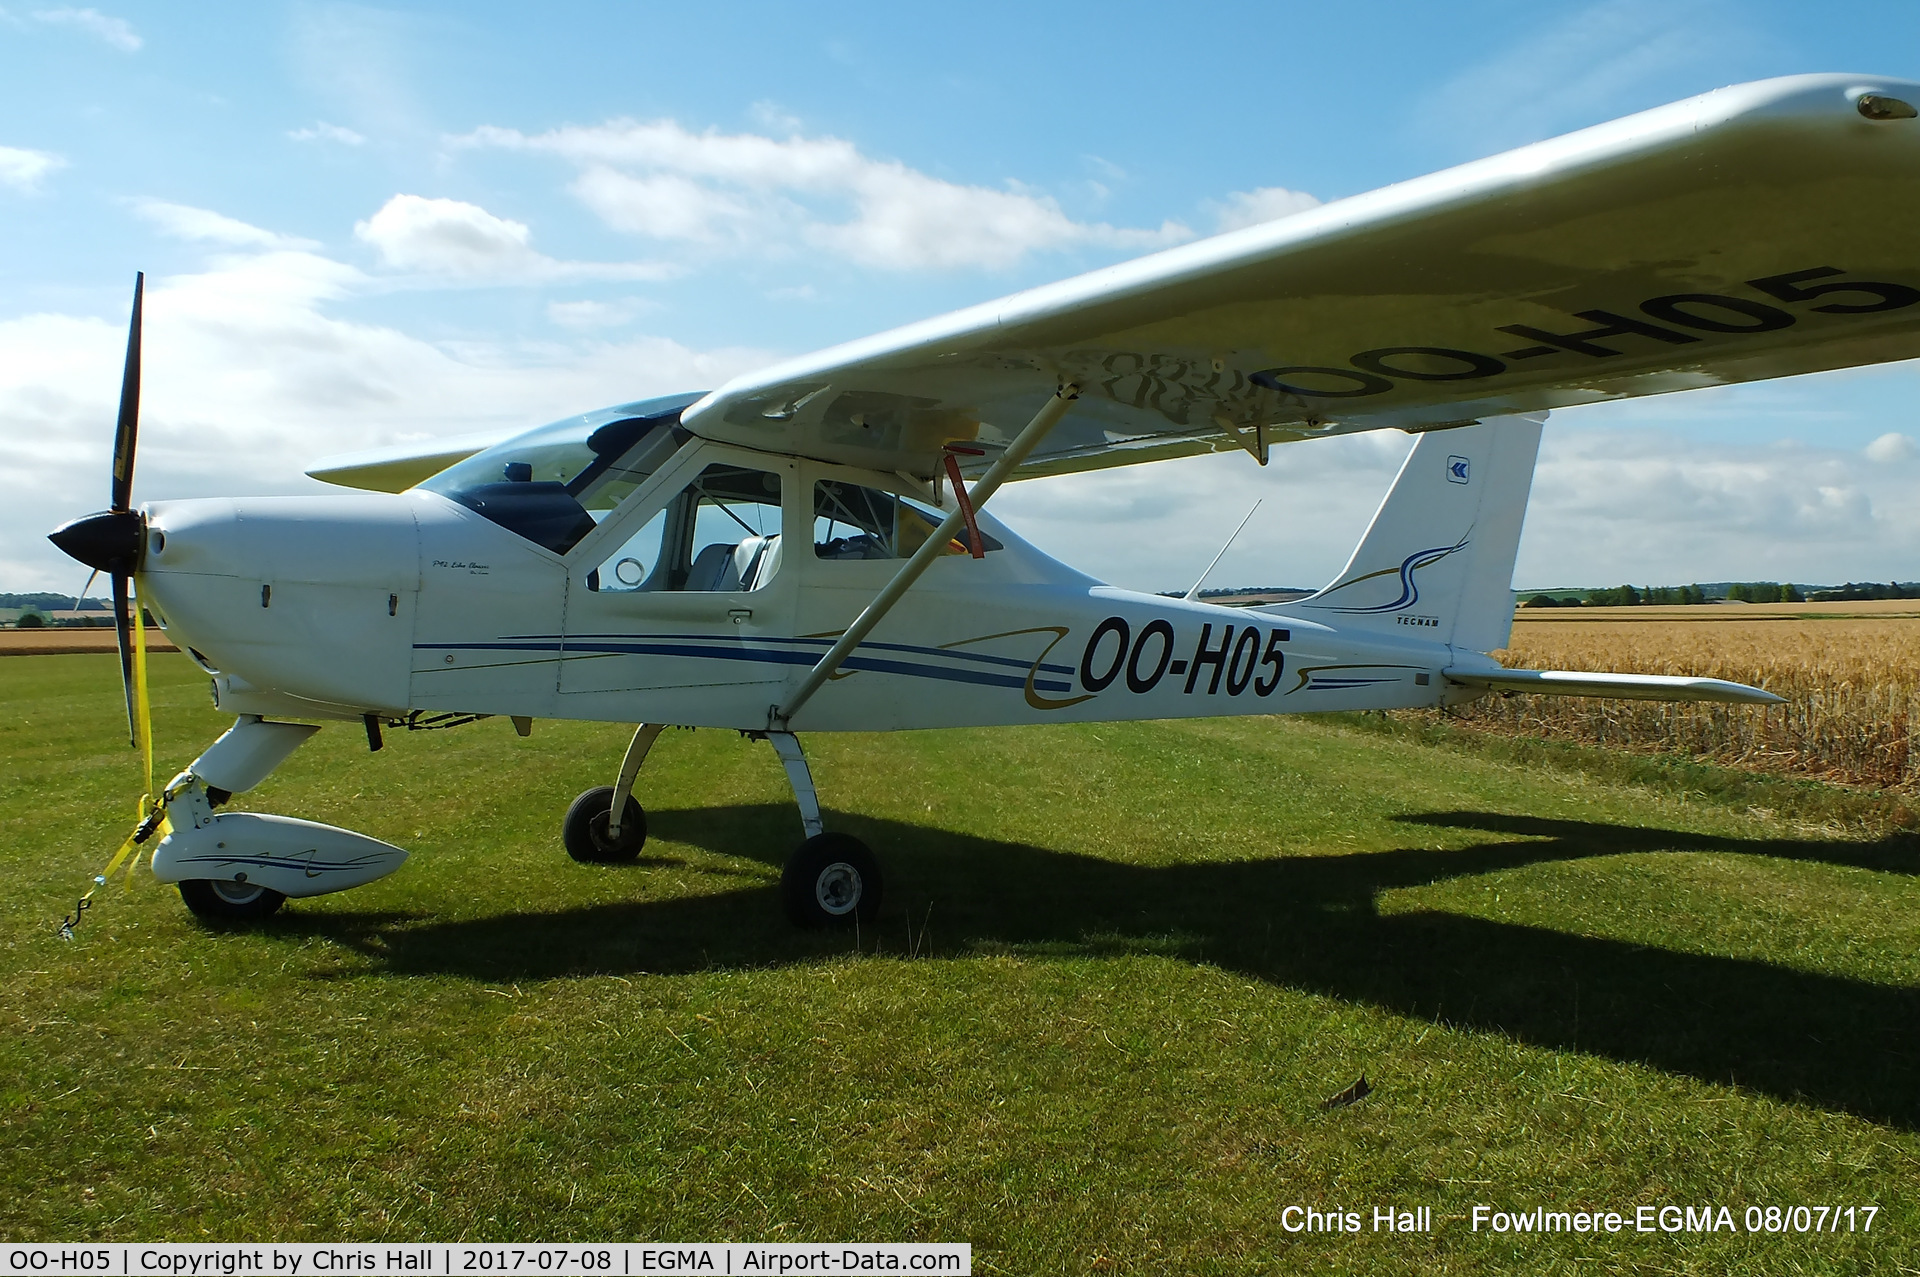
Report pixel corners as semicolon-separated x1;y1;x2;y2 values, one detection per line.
275;805;1920;1129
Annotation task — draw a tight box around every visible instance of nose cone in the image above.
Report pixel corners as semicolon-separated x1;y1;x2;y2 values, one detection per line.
48;509;144;573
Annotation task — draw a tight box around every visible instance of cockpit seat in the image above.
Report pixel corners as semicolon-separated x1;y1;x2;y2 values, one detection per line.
682;534;783;592
737;535;780;590
686;541;741;592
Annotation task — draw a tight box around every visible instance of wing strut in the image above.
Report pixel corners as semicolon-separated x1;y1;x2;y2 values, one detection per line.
770;385;1081;729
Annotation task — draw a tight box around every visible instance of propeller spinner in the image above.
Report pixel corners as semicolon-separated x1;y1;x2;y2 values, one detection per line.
46;272;147;746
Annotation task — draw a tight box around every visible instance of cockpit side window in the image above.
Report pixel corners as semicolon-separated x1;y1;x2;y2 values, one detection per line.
812;480;1000;559
586;463;784;593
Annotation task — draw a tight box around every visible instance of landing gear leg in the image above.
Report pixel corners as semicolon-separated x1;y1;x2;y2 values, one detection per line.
610;723;663;840
564;723;661;863
765;731;882;928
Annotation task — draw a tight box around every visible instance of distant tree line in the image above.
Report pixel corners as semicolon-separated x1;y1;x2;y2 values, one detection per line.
7;611;113;629
1723;582;1805;603
3;591;116;629
0;593;110;611
1522;582;1813;607
1806;581;1920;601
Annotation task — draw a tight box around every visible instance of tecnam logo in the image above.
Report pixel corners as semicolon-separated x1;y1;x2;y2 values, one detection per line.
1446;456;1470;484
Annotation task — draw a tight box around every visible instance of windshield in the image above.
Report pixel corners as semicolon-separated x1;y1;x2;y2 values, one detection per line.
418;391;705;552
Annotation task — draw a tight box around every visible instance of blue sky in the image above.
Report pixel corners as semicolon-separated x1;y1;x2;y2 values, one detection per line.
4;0;1919;592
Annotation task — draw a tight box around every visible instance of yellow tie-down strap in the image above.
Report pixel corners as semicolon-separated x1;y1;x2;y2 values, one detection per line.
58;580;170;940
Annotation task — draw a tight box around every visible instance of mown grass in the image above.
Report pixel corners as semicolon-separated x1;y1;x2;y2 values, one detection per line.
3;653;1918;1275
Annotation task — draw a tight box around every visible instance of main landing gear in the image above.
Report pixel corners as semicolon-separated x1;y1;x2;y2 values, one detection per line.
565;724;883;928
562;723;660;863
764;730;883;928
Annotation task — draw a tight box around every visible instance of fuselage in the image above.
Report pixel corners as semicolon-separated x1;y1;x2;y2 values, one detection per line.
135;433;1489;733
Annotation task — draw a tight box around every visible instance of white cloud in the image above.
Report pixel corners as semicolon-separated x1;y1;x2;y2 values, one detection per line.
810;168;1157;271
356;194;532;274
992;408;1920;597
133;198;319;250
31;6;140;51
546;298;647;330
1;242;772;590
0;144;64;192
288;122;366;146
1515;426;1918;586
1212;186;1322;233
352;194;674;284
461;119;1191;271
570;169;757;243
1865;431;1915;463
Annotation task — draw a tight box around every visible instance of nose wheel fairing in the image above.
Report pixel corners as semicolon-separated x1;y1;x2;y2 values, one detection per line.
147;717;411;920
150;807;409;900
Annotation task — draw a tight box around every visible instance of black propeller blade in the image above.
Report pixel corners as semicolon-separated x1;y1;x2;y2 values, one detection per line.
111;571;137;746
109;272;144;746
45;272;146;747
112;272;142;513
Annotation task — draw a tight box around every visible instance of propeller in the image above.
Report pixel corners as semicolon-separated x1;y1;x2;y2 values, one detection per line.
47;272;147;746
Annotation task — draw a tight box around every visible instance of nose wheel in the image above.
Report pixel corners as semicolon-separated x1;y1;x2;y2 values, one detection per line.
179;877;287;921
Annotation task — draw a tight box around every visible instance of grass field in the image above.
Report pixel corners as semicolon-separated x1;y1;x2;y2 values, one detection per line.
4;653;1919;1274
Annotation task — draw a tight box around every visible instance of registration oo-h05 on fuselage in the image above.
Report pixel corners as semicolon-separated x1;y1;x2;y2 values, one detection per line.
49;73;1920;930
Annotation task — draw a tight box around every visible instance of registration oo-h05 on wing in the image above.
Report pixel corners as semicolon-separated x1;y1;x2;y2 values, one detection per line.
48;73;1919;928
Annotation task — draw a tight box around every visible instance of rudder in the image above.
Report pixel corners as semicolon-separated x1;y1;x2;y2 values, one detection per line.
1294;413;1544;654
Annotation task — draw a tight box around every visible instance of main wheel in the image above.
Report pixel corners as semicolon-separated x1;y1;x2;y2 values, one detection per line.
782;832;883;928
563;786;648;862
179;877;286;922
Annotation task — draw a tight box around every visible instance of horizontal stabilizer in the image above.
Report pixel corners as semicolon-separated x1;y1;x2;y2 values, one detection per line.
1445;668;1783;705
307;430;512;493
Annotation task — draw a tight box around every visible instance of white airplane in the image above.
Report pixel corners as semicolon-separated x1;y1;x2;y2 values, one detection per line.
47;74;1920;928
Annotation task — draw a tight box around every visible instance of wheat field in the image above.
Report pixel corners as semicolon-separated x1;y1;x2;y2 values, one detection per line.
1435;607;1920;790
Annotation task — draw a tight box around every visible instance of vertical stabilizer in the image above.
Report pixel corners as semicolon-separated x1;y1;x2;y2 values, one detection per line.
1294;414;1543;654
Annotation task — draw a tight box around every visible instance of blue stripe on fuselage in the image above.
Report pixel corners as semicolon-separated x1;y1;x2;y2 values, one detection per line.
417;637;1070;693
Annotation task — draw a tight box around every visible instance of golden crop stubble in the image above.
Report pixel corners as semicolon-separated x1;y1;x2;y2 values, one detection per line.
1438;617;1920;790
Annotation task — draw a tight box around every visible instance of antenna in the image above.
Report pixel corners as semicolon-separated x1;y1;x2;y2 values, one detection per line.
1183;500;1261;602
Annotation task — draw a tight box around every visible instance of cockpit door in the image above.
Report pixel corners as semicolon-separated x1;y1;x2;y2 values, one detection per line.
559;447;800;702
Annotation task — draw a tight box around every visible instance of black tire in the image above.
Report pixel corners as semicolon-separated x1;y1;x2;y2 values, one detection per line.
563;785;648;863
782;832;883;928
179;878;286;922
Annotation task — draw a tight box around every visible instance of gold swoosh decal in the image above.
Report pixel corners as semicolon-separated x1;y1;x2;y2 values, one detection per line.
941;626;1094;710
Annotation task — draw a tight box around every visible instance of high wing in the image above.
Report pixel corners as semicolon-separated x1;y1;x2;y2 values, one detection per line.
675;73;1920;481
